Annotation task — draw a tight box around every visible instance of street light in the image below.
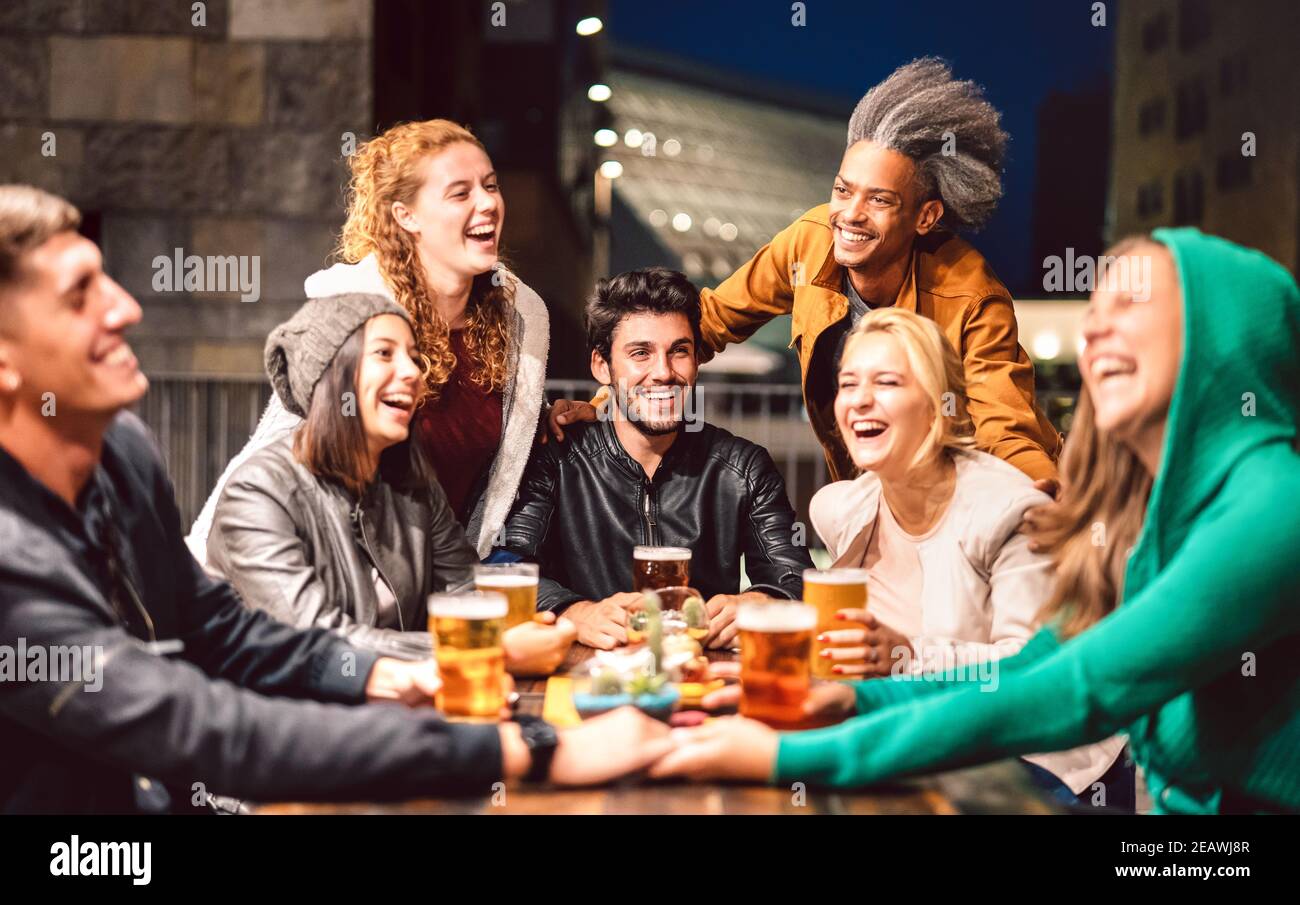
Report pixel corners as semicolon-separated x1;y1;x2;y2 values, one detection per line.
599;160;623;179
594;129;618;147
576;17;603;36
587;84;611;102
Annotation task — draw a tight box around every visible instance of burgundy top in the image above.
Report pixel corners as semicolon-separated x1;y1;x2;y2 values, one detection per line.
412;330;504;523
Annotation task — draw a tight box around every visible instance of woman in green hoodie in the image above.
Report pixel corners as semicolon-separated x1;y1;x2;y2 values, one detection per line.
650;229;1300;814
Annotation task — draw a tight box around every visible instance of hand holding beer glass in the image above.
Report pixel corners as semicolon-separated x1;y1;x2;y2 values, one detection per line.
803;568;869;679
736;600;816;730
428;591;508;721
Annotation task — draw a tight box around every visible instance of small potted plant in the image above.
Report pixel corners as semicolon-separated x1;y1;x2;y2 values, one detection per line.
571;592;680;721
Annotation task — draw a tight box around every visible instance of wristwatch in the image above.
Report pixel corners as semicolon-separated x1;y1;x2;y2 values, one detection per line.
515;715;560;784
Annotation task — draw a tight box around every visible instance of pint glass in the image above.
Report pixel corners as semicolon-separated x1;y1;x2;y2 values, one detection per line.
737;601;816;729
632;545;691;591
474;563;539;629
803;568;869;680
428;591;507;721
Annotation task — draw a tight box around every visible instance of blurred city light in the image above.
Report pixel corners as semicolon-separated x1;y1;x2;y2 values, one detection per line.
576;17;603;36
1032;331;1062;361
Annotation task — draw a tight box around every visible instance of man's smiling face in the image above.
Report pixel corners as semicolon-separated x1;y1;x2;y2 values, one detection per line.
828;140;942;278
0;231;147;421
592;311;698;436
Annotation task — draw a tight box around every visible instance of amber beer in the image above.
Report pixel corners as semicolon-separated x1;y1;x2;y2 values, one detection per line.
428;592;507;721
474;563;539;629
804;568;869;680
632;546;691;591
738;601;816;729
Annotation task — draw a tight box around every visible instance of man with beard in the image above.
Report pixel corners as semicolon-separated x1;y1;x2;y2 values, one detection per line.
498;268;812;650
550;58;1062;495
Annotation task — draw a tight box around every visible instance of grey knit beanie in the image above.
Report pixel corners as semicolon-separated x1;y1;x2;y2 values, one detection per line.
264;292;413;417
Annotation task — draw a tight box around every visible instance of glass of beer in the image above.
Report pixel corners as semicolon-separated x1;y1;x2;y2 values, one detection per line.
428;591;507;721
737;600;816;730
474;563;539;629
803;568;869;680
632;545;691;591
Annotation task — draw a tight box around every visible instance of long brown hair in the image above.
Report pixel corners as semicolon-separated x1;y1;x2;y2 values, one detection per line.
338;120;514;401
1030;236;1162;638
1030;385;1153;638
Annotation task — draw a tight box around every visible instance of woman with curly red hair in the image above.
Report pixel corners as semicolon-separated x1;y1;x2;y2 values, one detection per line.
190;120;550;561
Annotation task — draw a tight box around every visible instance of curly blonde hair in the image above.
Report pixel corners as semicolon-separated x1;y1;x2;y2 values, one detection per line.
338;120;514;400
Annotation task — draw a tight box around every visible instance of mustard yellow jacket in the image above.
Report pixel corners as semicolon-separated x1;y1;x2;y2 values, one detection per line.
698;204;1061;482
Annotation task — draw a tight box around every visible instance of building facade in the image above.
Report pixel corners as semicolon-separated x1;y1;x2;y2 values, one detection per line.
1108;0;1298;273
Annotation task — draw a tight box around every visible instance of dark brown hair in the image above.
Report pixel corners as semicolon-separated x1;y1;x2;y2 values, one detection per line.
292;325;434;498
585;267;704;364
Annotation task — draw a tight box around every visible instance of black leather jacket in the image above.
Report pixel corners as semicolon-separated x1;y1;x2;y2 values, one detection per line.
501;419;812;609
206;435;479;661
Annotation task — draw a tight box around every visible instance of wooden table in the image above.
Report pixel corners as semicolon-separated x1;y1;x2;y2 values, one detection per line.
257;643;1060;816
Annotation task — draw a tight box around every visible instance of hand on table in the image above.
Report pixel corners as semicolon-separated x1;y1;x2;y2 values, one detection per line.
698;661;857;722
700;591;768;649
818;608;913;676
550;707;676;785
503;612;578;676
647;715;779;783
563;591;643;649
364;656;441;707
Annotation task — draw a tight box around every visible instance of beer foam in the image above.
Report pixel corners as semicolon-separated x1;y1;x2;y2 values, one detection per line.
428;593;508;620
736;603;817;632
475;574;539;588
633;546;691;561
803;568;869;585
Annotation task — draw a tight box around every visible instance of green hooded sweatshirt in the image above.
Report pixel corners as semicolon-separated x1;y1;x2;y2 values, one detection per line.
775;229;1300;814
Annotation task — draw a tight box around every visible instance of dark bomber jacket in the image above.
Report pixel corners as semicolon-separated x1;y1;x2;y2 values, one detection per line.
501;418;813;610
0;413;500;814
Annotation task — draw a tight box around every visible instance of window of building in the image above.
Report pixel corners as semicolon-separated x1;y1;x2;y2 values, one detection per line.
1175;78;1208;140
1137;180;1165;219
1219;54;1249;96
1141;12;1169;52
1216;152;1253;191
1178;0;1212;51
1173;170;1204;224
1138;98;1166;136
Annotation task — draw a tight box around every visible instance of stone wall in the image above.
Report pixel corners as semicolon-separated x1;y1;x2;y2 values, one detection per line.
0;0;375;374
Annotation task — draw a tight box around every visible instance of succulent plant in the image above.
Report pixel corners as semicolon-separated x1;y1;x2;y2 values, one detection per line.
591;667;624;697
682;595;707;629
642;591;664;674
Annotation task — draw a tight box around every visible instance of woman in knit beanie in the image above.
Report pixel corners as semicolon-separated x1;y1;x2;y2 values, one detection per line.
205;293;575;677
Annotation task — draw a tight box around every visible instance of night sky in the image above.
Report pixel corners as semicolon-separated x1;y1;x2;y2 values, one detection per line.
607;0;1115;293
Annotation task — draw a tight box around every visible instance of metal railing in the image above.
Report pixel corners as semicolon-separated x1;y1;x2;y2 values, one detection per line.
135;375;830;537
